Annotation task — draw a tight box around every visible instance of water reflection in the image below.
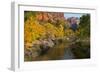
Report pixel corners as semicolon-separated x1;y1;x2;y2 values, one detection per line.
24;38;90;61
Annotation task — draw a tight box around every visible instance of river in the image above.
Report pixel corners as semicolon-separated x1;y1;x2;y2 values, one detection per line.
63;48;75;59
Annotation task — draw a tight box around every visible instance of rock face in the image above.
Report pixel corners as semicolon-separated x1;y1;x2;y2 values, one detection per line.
67;17;80;31
36;12;66;24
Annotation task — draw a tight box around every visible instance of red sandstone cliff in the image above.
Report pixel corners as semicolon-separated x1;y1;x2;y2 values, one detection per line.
36;12;66;25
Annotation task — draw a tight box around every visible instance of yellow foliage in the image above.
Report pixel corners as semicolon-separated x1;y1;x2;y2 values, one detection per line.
24;16;74;47
65;29;75;37
44;23;57;37
43;23;64;39
24;17;46;44
57;25;64;38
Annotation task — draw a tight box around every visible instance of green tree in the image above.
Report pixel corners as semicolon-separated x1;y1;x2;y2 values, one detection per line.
78;14;90;38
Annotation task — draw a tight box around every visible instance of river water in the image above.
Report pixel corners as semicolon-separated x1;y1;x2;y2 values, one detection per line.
62;48;75;59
